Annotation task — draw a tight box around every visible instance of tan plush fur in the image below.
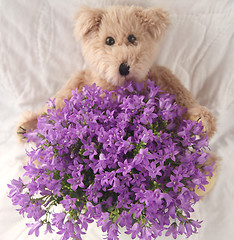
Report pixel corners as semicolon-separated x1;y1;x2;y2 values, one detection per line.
17;5;216;139
17;6;217;193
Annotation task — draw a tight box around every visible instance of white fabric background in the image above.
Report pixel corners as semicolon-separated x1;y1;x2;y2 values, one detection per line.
0;0;233;239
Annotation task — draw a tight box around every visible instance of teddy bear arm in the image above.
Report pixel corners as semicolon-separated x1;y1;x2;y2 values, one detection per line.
149;65;197;109
149;65;216;138
16;70;88;142
39;70;87;113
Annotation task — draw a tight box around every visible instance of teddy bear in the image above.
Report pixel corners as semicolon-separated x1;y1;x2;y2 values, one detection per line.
17;5;218;195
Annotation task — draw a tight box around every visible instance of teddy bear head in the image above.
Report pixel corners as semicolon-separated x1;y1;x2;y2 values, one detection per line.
74;5;169;86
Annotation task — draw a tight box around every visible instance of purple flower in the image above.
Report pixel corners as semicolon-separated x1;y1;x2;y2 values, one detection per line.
24;201;45;221
97;212;112;232
10;192;30;210
86;185;103;204
129;203;144;218
45;223;53;234
67;172;85;191
61;195;77;211
145;161;163;178
8;178;24;198
107;224;120;239
116;190;132;209
90;153;107;173
131;173;146;187
140;227;155;240
8;80;213;240
27;221;43;237
115;137;134;154
51;212;66;229
78;214;94;231
165;223;178;239
117;210;132;228
125;222;141;239
83;142;97;160
136;189;162;207
57;220;76;240
133;148;155;167
140;106;158;124
116;159;133;176
141;128;155;143
166;174;184;192
97;171;116;190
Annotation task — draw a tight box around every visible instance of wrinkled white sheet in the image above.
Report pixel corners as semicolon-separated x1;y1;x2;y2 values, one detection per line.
0;0;233;239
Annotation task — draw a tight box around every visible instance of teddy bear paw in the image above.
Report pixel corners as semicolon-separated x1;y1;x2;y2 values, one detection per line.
17;126;27;140
16;112;37;142
186;105;216;138
16;117;38;142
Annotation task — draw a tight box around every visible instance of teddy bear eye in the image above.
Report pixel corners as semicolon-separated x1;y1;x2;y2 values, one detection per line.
106;36;115;46
128;34;137;44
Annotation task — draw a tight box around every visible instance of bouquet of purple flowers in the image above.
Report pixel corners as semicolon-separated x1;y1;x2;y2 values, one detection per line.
8;80;213;240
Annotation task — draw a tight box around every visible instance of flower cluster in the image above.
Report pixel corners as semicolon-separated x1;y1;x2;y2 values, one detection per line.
8;80;213;240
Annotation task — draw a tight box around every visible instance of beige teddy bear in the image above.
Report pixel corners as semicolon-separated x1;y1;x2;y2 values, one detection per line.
17;5;218;195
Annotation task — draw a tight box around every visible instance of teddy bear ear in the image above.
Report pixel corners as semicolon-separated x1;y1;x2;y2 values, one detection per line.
135;7;170;40
74;6;104;40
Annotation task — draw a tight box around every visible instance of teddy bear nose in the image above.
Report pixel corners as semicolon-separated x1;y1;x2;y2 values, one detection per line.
119;62;130;76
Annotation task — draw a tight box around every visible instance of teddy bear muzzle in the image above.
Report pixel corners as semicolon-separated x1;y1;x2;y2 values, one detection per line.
119;62;130;76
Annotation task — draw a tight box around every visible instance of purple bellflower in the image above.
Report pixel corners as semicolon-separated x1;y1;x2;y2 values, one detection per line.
8;80;213;239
